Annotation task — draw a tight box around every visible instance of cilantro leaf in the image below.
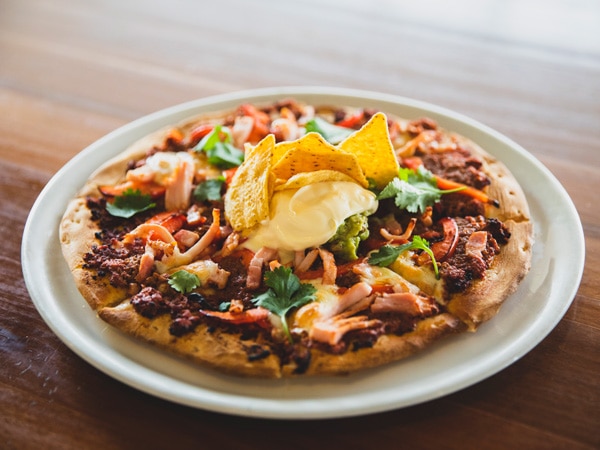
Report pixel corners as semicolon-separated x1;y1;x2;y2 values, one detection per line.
193;176;225;202
105;188;156;218
377;166;465;214
305;116;355;144
168;270;201;294
369;235;439;278
251;266;317;342
194;125;244;169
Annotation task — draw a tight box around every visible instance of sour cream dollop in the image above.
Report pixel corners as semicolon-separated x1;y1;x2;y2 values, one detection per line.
242;181;378;252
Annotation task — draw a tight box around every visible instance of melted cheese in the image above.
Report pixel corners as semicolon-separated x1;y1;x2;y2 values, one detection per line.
242;181;378;252
127;151;197;186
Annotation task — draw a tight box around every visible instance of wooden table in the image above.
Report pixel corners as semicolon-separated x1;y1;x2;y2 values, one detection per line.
1;0;598;448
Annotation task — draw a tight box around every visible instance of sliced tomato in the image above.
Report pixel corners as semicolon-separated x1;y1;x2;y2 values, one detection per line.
430;217;459;262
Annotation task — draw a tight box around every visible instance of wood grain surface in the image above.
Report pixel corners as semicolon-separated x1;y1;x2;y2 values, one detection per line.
1;0;599;448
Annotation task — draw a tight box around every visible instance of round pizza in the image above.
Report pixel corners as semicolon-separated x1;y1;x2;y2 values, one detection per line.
59;98;533;377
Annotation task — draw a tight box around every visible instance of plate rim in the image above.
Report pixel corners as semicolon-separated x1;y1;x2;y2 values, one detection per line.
21;86;585;419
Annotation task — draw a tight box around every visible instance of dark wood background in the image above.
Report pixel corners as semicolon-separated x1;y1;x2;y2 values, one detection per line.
1;0;598;448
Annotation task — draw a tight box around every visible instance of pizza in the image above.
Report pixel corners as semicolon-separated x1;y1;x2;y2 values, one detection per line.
59;98;533;377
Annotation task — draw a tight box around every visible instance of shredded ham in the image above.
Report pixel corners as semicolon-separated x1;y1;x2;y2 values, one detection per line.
165;158;195;211
371;292;436;315
219;231;240;258
318;248;337;285
173;229;199;248
294;248;319;273
380;218;417;243
246;247;278;290
329;281;373;318
465;231;488;260
310;315;381;346
136;250;156;282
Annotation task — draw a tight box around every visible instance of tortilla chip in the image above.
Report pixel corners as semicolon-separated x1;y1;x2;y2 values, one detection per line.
224;134;275;231
271;132;368;187
274;170;358;192
338;112;399;189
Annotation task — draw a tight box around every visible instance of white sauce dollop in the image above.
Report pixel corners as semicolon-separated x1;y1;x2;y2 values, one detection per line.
242;181;378;252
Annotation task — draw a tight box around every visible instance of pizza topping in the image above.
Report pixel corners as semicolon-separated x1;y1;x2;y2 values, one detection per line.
168;269;201;294
429;217;459;262
310;315;382;346
371;292;437;316
377;166;466;215
197;307;270;325
369;236;440;278
131;286;168;318
105;189;157;219
193;124;245;169
242;181;378;253
246;247;278;290
251;266;317;342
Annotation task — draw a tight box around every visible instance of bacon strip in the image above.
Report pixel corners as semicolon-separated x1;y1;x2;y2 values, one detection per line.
465;230;488;260
318;248;337;285
294;248;319;273
246;247;278;290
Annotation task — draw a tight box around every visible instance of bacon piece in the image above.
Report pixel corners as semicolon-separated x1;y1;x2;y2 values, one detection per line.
220;231;240;258
246;247;278;290
173;229;199;249
165;158;195;211
318;248;337;285
465;230;488;260
310;315;382;346
330;281;373;318
371;292;437;316
136;250;156;282
294;248;319;273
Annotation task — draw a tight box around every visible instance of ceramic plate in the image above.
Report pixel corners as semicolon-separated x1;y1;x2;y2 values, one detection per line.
22;87;585;419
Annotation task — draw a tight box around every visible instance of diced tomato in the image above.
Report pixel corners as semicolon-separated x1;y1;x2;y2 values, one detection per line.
401;156;424;171
222;167;238;185
336;110;365;128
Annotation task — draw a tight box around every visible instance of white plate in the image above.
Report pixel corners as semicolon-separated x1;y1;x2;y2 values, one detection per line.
22;87;585;419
